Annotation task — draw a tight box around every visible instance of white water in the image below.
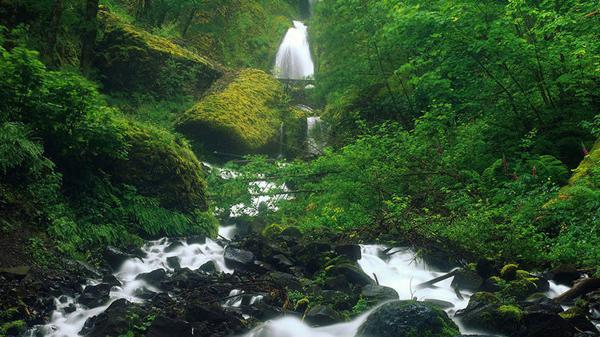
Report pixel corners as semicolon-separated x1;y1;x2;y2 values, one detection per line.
307;116;325;155
30;232;234;337
274;21;314;80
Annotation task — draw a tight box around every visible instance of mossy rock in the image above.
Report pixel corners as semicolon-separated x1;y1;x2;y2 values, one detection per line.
500;263;519;281
0;320;25;336
176;69;287;155
95;10;223;97
112;118;208;213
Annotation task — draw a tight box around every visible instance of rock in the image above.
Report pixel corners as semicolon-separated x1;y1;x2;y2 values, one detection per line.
146;315;193;337
451;269;483;291
304;304;342;326
480;276;503;292
293;242;332;273
271;254;294;271
356;300;459;337
64;303;77;313
135;269;167;288
501;264;519;281
475;258;496;279
185;302;230;322
0;266;30;280
164;241;183;253
329;263;374;287
361;284;399;303
516;311;575;337
79;283;112;308
167;256;180;270
198;260;217;273
267;272;302;291
281;226;302;238
83;299;146;337
224;247;255;271
134;287;157;300
522;294;564;314
103;246;134;271
335;244;362;261
423;299;455;310
455;292;522;335
551;264;582;286
187;235;206;245
102;274;122;287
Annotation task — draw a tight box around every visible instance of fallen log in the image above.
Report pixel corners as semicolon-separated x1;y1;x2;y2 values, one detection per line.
555;277;600;303
416;269;459;290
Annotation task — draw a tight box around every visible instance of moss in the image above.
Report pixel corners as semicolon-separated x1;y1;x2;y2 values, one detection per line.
262;223;287;238
500;278;539;300
471;292;500;304
112;118;208;213
176;69;286;154
0;308;19;322
500;263;518;281
567;138;600;186
0;320;25;336
515;269;530;280
498;305;523;321
95;10;223;97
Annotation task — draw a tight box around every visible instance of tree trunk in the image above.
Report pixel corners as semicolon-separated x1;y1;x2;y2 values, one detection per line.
80;0;100;73
554;278;600;303
46;0;63;65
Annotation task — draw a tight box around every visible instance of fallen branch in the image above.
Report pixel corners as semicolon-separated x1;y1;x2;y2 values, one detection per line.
453;286;464;301
415;269;459;290
555;278;600;303
373;273;380;285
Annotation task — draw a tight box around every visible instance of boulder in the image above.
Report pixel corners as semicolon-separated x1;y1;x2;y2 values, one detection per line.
550;264;582;286
335;244;362;261
516;311;575;337
267;272;302;291
451;269;483;292
101;274;122;287
280;226;302;238
304;305;342;326
103;246;134;271
164;241;183;253
361;285;399;303
329;263;374;288
356;300;459;337
455;292;521;335
146;315;194;337
198;260;217;273
224;247;256;271
79;283;112;308
167;256;181;270
136;269;167;288
0;266;30;280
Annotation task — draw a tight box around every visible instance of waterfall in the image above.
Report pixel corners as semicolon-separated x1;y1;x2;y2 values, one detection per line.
306;116;325;155
278;122;284;158
308;0;318;15
274;21;314;80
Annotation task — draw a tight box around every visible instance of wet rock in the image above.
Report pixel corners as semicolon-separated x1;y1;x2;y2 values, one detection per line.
271;254;294;270
187;235;206;245
102;274;122;287
356;300;459;337
0;266;30;280
305;304;342;326
293;242;332;273
480;276;503;292
455;292;521;334
83;299;137;337
280;226;302;238
329;263;374;287
134;287;157;300
501;264;519;281
451;269;483;292
103;246;135;271
79;283;112;308
185;302;230;322
248;303;286;320
476;258;496;279
516;311;575;337
198;260;217;273
361;284;399;303
522;294;564;314
266;272;302;290
164;240;183;253
167;256;181;270
550;264;582;286
64;303;77;313
136;269;167;288
335;244;362;261
224;247;255;271
423;299;455;310
147;315;193;337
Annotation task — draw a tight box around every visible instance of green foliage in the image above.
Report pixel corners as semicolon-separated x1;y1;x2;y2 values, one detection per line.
352;297;369;315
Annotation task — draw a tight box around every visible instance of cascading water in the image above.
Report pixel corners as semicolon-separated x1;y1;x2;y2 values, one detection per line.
306;116;325;155
274;21;314;80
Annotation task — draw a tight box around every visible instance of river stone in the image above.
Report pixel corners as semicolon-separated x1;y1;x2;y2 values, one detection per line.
451;268;483;291
335;244;362;261
224;246;255;271
329;263;374;287
550;264;582;286
0;266;30;279
146;315;194;337
361;284;399;303
102;274;122;287
280;226;302;238
135;268;167;288
356;300;459;337
79;283;112;308
164;240;183;253
305;304;342;326
516;311;576;337
198;260;217;273
167;256;181;270
103;246;135;271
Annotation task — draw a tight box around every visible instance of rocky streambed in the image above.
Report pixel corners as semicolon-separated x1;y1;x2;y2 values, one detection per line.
1;223;595;337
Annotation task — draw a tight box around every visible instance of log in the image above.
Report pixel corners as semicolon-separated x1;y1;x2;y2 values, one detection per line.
416;269;459;290
554;278;600;303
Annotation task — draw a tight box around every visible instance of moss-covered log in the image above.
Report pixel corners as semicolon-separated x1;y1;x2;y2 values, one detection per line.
94;9;223;97
112;119;208;213
176;69;287;155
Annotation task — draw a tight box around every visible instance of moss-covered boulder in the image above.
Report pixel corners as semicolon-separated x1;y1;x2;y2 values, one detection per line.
356;300;459;337
95;10;223;97
176;69;286;155
112;119;208;213
564;138;600;188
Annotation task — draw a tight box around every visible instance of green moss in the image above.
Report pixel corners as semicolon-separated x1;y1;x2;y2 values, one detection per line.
176;69;286;154
0;320;25;336
471;292;500;304
96;10;223;96
498;305;523;321
0;309;19;323
262;223;287;238
567;139;600;186
500;278;538;300
112;118;208;213
500;263;518;280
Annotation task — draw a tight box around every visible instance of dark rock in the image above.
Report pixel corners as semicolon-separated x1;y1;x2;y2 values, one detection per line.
253;260;275;273
0;266;30;280
198;260;217;273
64;303;76;313
164;241;183;253
480;277;503;292
476;258;496;279
135;269;167;288
361;284;399;303
455;292;520;334
451;269;483;292
522;294;564;314
83;299;135;337
550;264;582;286
516;311;575;337
102;274;122;287
186;235;206;245
271;254;294;270
335;244;362;261
185;302;230;322
79;283;112;308
356;300;459;337
103;246;134;271
280;226;302;238
266;272;302;291
293;242;332;273
167;256;180;270
423;299;455;310
329;263;374;287
305;304;342;326
246;303;286;320
224;247;255;271
146;315;193;337
134;287;157;300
